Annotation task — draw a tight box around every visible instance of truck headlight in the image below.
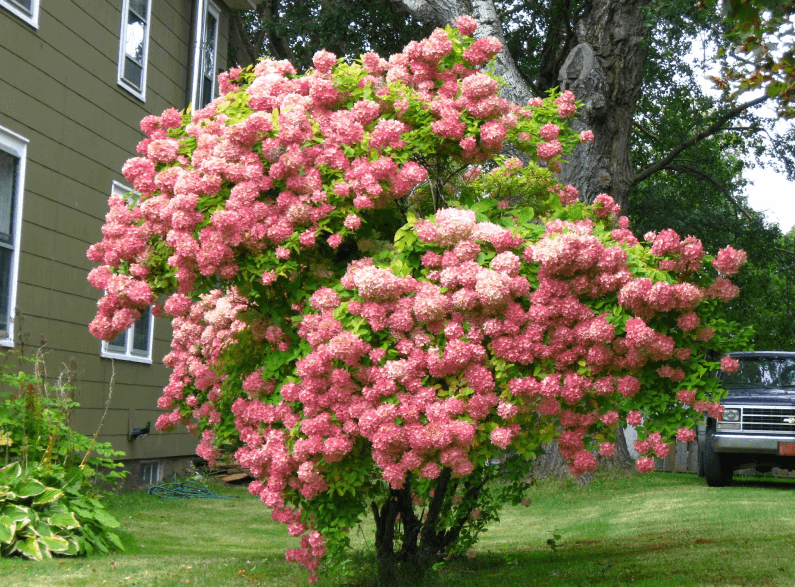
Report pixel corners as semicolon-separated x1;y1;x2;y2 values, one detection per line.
722;408;740;422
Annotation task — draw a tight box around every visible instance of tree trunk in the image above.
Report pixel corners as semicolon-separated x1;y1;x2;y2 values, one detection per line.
370;468;492;585
530;426;635;483
557;0;652;208
371;471;454;584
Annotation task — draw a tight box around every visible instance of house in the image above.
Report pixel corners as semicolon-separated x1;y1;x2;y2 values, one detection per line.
0;0;255;489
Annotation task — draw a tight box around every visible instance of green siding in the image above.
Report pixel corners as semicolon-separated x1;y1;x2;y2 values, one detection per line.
0;0;234;462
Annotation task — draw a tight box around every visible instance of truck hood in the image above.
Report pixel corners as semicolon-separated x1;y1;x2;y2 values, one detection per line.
722;386;795;406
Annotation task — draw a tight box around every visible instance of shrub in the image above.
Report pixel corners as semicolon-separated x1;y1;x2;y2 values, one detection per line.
86;18;749;583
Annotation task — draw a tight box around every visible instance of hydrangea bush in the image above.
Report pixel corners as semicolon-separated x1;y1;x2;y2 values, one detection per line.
87;17;749;583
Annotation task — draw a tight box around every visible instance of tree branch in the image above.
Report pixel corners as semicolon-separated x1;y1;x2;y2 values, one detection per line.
720;125;762;132
633;120;660;143
632;95;769;186
421;467;452;541
231;10;261;65
664;164;755;222
772;244;795;258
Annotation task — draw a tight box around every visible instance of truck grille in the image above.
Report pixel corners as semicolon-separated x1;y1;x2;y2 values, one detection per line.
742;407;795;433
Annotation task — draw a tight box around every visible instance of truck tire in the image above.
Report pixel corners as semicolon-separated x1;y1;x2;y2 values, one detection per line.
703;430;733;487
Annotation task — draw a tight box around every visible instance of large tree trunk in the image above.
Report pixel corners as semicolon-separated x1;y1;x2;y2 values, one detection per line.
530;426;635;483
557;0;652;207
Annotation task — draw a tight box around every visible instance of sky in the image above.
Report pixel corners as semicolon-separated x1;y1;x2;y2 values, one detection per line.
688;39;795;236
745;166;795;234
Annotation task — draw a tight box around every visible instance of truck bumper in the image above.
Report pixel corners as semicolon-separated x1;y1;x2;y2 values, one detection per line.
712;434;795;454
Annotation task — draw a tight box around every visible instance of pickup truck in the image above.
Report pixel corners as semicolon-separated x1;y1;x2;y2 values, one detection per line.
697;351;795;487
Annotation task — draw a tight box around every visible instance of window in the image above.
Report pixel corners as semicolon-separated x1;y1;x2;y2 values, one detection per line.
1;0;39;28
100;181;154;363
101;305;154;362
117;0;151;100
190;0;220;111
0;126;27;348
139;460;161;485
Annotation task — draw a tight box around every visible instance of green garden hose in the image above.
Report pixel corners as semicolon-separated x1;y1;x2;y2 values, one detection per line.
148;474;235;500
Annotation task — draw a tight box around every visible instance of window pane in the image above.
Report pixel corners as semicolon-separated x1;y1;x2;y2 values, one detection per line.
201;77;214;110
106;329;127;352
0;247;10;335
203;13;217;79
123;57;143;89
124;12;146;67
129;0;147;21
0;150;16;245
197;11;218;109
131;307;151;354
9;0;33;14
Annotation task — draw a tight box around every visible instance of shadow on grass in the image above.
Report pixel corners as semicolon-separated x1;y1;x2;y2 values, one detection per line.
328;537;794;587
728;478;795;490
324;548;651;587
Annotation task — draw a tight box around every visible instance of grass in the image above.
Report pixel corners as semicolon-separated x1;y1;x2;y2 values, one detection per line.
0;473;793;586
0;480;305;587
438;472;795;587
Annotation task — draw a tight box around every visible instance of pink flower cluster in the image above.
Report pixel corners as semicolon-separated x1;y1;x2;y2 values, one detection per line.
712;245;747;275
224;204;735;516
154;287;253;434
646;229;706;275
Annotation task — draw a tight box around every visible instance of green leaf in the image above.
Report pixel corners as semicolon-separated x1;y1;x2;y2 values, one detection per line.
0;462;21;484
15;478;46;498
17;536;43;561
0;516;15;544
516;206;535;224
105;532;125;552
32;488;63;506
61;537;80;556
92;510;121;529
471;199;497;213
4;504;31;524
48;512;79;530
33;520;54;537
39;535;70;553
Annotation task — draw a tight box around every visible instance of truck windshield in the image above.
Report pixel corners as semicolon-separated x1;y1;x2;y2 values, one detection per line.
722;356;795;389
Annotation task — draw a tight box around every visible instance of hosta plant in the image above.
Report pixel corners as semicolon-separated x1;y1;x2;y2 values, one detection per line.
0;462;123;560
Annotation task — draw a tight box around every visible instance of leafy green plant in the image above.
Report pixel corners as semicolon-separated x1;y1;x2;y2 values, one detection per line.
0;351;126;492
0;462;123;560
0;351;128;560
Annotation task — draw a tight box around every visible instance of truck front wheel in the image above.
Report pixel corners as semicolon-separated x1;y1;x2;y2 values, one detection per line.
703;430;733;487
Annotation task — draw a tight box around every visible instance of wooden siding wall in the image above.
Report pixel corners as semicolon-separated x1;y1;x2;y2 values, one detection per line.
0;0;230;460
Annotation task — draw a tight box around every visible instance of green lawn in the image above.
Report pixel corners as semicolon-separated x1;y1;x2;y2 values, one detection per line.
0;472;793;587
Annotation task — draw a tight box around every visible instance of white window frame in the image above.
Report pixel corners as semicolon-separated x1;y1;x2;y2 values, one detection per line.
117;0;152;101
100;181;154;363
190;0;221;111
0;126;27;349
0;0;39;28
